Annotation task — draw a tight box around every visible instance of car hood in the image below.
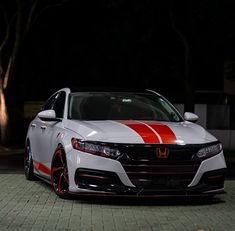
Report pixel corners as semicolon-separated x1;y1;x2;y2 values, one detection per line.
65;120;217;144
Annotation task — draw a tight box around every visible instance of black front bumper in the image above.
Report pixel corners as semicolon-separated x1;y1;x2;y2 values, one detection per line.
74;142;226;197
74;168;226;197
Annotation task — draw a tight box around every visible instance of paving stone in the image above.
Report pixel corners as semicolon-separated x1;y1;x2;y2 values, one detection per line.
0;174;234;231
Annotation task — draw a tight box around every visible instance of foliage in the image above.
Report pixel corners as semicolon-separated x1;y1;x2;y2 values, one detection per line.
0;0;71;144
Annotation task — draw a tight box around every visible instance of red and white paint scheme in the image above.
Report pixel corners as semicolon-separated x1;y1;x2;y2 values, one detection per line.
25;88;227;198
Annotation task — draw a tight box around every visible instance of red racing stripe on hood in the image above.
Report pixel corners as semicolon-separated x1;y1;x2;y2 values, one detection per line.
144;121;177;144
116;120;161;144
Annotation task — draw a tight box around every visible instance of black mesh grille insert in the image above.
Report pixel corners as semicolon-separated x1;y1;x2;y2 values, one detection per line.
117;144;203;190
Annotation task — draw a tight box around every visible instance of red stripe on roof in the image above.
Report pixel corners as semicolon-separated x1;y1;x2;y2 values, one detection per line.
33;161;51;175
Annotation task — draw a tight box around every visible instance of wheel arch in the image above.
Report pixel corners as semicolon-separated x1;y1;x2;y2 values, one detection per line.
51;142;70;198
25;138;34;159
51;143;65;164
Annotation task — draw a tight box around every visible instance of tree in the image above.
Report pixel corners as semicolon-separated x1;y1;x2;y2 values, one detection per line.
0;0;71;145
168;0;194;112
168;0;224;112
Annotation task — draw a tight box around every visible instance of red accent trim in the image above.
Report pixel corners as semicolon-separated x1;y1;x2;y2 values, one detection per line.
33;161;51;175
68;191;221;198
117;120;160;144
145;122;177;144
78;173;109;180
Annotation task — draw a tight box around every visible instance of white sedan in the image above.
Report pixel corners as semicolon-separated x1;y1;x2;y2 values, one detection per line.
25;88;227;198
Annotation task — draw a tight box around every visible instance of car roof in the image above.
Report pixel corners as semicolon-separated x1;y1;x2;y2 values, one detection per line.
68;87;161;96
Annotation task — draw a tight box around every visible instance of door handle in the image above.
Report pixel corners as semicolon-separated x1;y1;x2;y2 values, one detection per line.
31;123;36;128
40;125;47;130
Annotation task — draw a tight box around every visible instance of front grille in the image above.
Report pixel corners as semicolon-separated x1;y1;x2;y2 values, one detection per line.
122;162;199;189
120;145;200;161
117;144;203;190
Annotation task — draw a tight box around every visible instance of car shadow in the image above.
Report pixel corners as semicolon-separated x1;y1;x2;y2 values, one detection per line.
73;194;226;206
36;179;226;206
32;179;226;206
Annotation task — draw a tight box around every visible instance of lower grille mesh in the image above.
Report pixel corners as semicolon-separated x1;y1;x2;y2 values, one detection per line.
117;144;202;190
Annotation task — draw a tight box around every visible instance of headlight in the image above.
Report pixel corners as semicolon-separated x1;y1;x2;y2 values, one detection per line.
197;143;222;158
71;138;121;159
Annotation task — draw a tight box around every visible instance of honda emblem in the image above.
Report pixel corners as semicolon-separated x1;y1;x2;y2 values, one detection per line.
156;147;170;159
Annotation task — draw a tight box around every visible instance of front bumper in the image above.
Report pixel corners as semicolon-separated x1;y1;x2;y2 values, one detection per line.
66;148;227;197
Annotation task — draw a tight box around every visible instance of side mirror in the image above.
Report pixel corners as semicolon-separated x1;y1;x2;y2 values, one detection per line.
184;112;199;122
38;110;60;121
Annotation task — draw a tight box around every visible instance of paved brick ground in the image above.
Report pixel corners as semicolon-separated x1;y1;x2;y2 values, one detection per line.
0;174;234;231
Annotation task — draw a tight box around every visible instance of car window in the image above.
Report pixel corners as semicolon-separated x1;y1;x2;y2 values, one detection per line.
43;93;58;111
53;91;66;118
69;92;183;122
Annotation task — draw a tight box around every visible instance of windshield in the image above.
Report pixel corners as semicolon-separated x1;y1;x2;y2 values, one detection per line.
69;92;183;122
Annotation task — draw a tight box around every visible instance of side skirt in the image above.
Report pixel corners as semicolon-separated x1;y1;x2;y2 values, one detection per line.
34;173;52;185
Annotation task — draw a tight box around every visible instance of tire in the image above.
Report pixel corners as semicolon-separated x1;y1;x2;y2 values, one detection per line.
51;146;69;198
24;141;35;180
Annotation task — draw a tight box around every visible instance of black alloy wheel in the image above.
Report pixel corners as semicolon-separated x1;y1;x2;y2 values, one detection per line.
24;141;35;180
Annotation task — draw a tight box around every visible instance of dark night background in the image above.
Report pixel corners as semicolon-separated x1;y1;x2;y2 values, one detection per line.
0;0;235;145
19;0;230;100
